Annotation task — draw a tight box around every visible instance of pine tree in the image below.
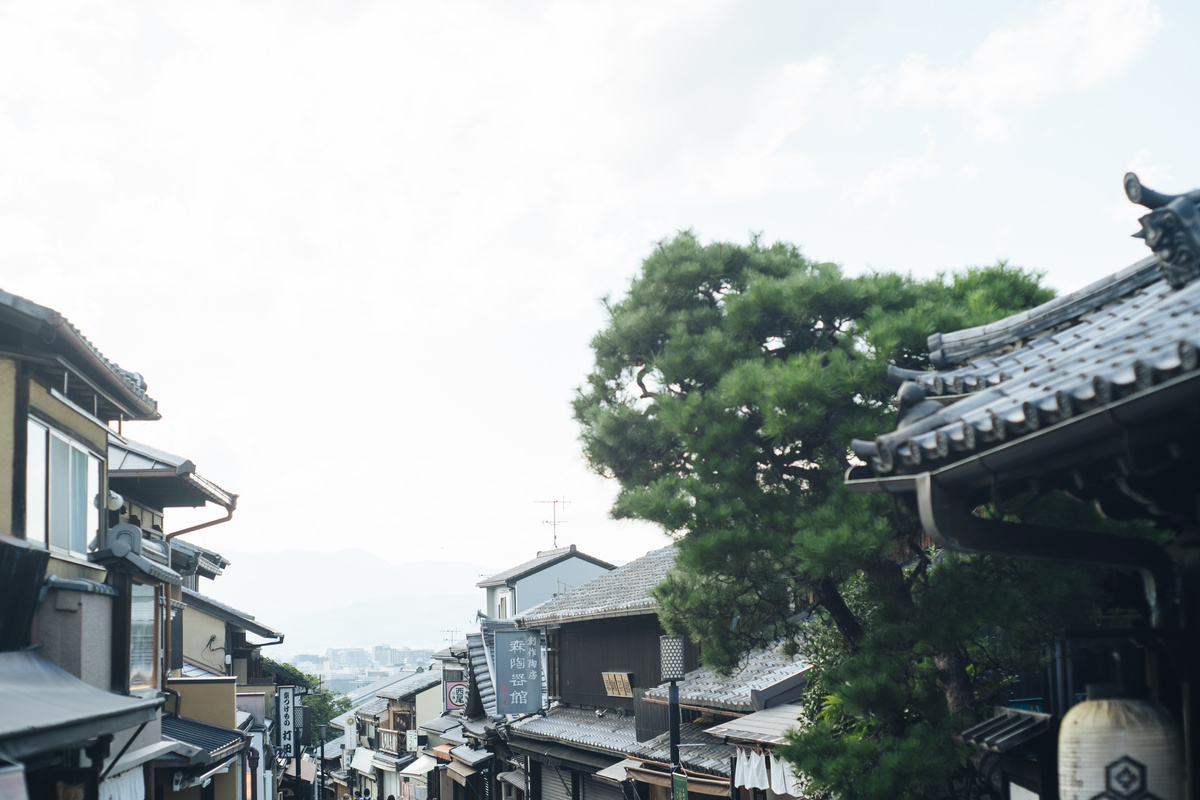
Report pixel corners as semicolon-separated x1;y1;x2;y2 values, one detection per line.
574;232;1107;797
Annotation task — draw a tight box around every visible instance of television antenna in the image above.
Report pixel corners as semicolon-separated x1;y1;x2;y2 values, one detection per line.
534;497;570;548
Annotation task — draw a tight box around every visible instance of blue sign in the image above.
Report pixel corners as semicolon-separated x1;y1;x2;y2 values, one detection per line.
494;630;542;714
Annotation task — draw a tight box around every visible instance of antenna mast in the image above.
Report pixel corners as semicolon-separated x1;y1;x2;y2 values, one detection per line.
534;497;570;548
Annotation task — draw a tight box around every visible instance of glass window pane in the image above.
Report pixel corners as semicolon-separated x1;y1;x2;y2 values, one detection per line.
25;420;46;546
48;435;70;550
87;454;101;552
70;447;87;554
130;583;156;689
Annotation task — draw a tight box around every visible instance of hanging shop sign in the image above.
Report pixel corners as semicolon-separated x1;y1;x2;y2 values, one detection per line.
493;630;542;714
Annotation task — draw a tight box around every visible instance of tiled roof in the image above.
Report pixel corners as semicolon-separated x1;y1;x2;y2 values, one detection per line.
376;669;441;701
0;288;159;420
705;703;805;746
850;255;1200;485
358;697;388;718
108;437;236;510
516;546;676;625
631;722;734;777
642;646;809;713
509;705;639;756
467;631;498;718
162;715;244;763
477;545;615;588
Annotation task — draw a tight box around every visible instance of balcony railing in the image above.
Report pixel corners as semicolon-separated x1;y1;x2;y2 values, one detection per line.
379;727;400;755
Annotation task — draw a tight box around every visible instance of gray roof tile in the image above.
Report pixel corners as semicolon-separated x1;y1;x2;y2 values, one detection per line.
642;646;808;713
631;722;734;776
376;669;441;701
477;545;615;588
854;257;1200;480
509;706;639;756
516;546;676;625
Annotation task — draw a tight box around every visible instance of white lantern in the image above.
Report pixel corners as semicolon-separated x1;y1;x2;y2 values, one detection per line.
1059;690;1183;800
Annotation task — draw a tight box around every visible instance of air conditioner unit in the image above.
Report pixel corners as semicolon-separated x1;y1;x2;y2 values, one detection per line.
106;522;143;556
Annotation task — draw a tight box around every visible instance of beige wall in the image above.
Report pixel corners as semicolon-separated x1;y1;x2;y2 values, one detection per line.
415;682;442;730
182;606;227;675
169;676;238;728
27;379;108;453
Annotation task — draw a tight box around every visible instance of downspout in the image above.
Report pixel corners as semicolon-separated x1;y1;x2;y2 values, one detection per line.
914;472;1176;627
164;496;238;685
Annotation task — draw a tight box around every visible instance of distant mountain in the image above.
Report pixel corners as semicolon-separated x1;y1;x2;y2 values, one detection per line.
193;548;489;655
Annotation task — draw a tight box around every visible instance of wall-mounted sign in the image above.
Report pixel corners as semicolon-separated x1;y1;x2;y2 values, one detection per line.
279;686;296;758
445;680;469;711
494;630;542;715
406;729;419;752
602;672;634;698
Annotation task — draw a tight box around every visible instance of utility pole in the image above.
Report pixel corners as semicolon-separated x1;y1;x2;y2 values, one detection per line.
534;498;570;548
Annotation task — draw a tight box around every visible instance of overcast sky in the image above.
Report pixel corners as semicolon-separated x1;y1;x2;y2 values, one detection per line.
3;0;1197;612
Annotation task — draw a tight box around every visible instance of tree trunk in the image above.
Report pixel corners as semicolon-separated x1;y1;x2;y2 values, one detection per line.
816;576;863;652
933;645;973;717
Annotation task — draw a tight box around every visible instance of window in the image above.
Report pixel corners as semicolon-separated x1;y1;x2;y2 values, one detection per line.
498;595;508;619
25;418;102;556
130;582;158;690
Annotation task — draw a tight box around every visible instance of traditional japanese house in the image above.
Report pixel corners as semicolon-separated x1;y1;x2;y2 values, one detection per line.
637;646;809;800
476;545;616;620
500;546;701;800
845;173;1200;798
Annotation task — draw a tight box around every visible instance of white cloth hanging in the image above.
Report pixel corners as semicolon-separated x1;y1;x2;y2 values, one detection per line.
768;752;788;793
737;747;769;790
777;756;809;797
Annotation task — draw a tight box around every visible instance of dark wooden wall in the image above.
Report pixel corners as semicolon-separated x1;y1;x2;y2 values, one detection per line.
553;615;699;710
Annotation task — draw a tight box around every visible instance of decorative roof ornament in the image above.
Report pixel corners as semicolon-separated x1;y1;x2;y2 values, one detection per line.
1125;171;1200;289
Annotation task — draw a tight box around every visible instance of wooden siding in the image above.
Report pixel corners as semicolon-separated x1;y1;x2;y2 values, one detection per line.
555;616;699;710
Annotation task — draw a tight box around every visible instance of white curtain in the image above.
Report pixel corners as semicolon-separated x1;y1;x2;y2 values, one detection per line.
736;749;769;790
99;767;145;800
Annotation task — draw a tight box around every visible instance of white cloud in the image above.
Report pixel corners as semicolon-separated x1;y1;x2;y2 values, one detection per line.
869;0;1163;140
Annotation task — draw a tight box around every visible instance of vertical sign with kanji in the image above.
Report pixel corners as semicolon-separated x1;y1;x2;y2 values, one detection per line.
494;630;542;714
279;686;296;758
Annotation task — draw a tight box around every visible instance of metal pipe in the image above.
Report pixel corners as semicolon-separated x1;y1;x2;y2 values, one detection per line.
668;680;680;773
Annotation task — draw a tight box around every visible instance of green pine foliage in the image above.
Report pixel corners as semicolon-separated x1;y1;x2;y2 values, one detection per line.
262;656;352;743
574;232;1132;797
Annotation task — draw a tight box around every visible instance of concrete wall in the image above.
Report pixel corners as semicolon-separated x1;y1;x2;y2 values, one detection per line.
169;676;238;728
513;558;611;614
34;586;114;689
182;605;228;675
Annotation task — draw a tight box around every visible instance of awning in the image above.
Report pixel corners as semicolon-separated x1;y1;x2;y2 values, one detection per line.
626;766;730;797
0;651;163;760
400;755;439;777
448;762;477;786
351;747;377;775
431;744;454;762
450;744;491;766
160;716;245;764
704;703;805;746
373;752;409;772
594;759;639;784
497;771;527;793
509;738;622;772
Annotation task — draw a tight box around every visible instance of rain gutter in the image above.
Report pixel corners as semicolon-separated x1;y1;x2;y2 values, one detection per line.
914;472;1175;627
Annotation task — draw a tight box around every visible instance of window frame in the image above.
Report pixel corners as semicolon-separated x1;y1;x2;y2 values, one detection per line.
25;415;104;558
129;581;160;692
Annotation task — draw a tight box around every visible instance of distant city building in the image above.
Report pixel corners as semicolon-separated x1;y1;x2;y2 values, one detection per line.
327;648;370;670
